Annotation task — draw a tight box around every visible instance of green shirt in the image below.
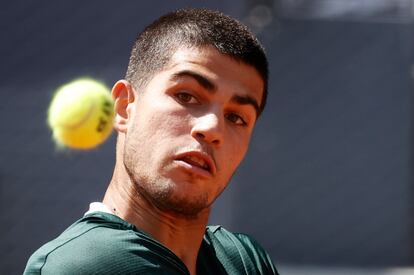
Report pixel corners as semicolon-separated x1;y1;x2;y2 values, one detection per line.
24;212;278;274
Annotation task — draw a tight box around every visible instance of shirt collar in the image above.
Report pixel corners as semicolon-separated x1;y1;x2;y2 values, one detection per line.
84;202;113;216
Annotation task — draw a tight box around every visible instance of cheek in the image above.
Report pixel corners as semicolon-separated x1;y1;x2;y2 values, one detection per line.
219;135;250;178
228;129;251;159
149;109;190;141
137;98;188;136
129;107;191;167
146;95;191;132
229;146;247;171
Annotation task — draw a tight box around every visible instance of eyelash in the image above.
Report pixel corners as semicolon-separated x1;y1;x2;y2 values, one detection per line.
225;113;247;126
175;92;199;104
174;91;247;126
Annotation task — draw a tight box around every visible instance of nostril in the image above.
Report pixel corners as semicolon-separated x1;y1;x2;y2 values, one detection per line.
191;126;222;145
196;133;205;139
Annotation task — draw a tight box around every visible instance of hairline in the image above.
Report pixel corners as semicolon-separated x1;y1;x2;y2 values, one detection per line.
129;45;266;116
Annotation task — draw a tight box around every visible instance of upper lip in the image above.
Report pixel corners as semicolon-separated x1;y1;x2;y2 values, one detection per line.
175;151;216;176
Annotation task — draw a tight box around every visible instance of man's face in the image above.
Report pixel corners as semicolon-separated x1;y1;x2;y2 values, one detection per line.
123;46;264;217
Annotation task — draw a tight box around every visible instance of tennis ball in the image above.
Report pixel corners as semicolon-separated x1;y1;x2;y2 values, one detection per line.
48;78;114;150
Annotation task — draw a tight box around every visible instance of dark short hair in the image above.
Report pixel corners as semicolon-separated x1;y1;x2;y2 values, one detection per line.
125;8;268;115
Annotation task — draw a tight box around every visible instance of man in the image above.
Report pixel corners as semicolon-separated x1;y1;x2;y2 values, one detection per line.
25;8;278;275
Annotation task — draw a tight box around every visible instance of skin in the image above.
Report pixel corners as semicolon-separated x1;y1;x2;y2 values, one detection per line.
103;46;264;275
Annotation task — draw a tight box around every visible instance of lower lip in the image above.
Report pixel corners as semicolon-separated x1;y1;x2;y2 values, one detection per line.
174;160;212;179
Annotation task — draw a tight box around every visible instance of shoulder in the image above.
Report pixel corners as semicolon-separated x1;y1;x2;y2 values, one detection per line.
206;225;271;257
24;213;166;274
205;225;279;275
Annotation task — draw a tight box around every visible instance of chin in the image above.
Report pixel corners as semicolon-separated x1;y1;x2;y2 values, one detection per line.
134;169;215;217
156;190;211;218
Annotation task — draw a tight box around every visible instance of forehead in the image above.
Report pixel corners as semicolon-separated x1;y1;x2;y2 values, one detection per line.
163;46;264;104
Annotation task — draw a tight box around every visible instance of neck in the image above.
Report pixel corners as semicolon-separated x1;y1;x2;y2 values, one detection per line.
103;163;209;275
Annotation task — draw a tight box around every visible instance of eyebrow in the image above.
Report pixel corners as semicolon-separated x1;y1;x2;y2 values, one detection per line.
231;95;260;117
171;70;216;91
171;69;260;117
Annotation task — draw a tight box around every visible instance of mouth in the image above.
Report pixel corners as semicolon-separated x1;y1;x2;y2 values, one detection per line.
175;151;216;176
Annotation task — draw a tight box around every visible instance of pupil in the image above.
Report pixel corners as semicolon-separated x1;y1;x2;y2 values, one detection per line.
180;93;190;101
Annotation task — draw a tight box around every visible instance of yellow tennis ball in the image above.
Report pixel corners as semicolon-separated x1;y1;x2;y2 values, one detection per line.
48;78;114;150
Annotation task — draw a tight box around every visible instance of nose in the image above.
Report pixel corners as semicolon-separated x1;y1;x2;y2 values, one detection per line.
191;112;223;146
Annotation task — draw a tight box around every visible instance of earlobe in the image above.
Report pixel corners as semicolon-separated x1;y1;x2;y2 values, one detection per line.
112;80;136;133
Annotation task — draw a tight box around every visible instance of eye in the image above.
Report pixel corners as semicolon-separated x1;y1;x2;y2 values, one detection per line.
175;92;199;104
225;112;246;126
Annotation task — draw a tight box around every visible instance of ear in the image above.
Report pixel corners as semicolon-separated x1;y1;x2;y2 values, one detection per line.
111;80;136;133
